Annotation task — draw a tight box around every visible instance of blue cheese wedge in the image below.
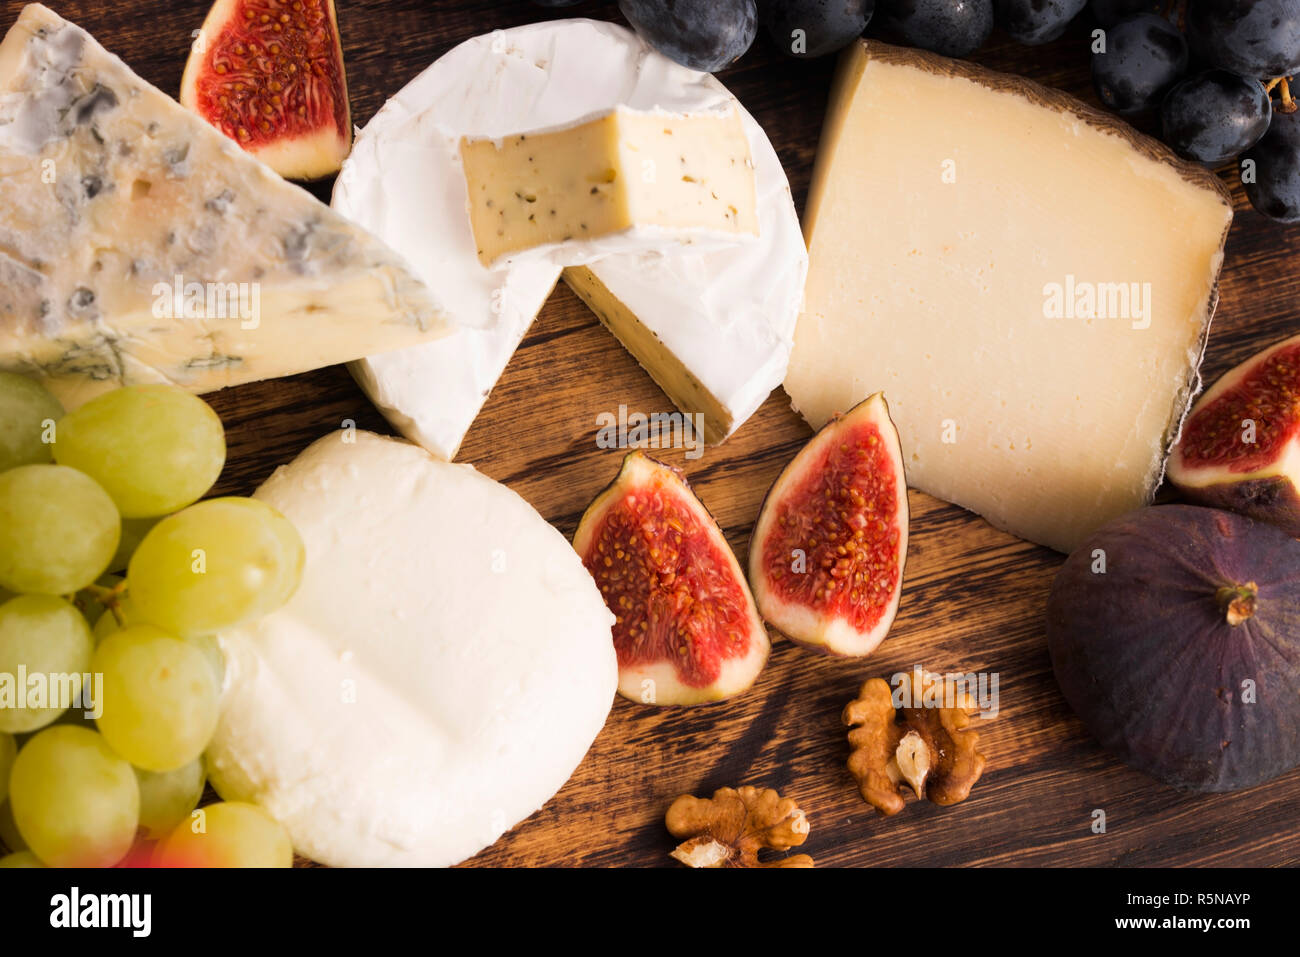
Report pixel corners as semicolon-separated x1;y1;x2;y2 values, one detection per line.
0;4;446;409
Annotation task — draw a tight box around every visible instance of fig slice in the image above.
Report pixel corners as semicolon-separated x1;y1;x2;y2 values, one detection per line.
749;392;908;657
573;451;770;706
180;0;352;180
1168;333;1300;536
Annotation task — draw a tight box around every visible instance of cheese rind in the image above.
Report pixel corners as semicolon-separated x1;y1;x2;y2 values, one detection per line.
0;4;446;409
786;41;1232;553
462;106;757;266
563;263;786;444
205;431;617;868
334;20;806;461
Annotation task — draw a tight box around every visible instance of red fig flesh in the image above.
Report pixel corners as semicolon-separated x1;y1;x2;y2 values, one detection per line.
573;452;769;706
180;0;351;180
1168;334;1300;536
749;392;908;657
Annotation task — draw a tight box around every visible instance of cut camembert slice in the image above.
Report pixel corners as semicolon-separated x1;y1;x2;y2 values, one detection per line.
785;41;1233;553
0;4;445;410
334;19;806;462
461;106;758;266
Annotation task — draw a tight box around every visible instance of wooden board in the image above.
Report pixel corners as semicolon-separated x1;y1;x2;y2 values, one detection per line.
15;0;1299;868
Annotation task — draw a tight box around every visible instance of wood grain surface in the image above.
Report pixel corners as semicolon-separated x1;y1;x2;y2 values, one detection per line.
11;0;1299;868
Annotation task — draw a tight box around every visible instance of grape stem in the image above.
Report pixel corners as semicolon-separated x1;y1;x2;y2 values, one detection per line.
1268;77;1297;115
80;579;130;625
1167;0;1185;32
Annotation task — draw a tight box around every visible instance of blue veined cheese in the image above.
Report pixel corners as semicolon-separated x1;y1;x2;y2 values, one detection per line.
0;4;447;409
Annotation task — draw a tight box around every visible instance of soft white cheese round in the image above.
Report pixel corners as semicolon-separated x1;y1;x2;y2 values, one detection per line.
333;18;807;461
205;431;617;867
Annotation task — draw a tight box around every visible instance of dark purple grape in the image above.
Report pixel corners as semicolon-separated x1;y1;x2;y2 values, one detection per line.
760;0;874;58
1092;14;1188;114
1187;0;1300;79
1244;109;1300;222
1161;70;1272;164
877;0;993;57
1089;0;1160;27
618;0;757;72
529;0;584;6
995;0;1085;45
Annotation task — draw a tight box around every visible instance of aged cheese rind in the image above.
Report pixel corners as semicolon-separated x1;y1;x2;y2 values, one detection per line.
786;41;1232;553
335;19;806;462
0;4;445;409
462;106;758;266
206;431;617;868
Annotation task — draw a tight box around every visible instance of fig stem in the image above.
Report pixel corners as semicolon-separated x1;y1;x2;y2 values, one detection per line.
1216;582;1258;627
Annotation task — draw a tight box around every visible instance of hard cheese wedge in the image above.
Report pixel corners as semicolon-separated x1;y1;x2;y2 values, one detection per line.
785;42;1233;553
0;4;445;409
462;106;758;266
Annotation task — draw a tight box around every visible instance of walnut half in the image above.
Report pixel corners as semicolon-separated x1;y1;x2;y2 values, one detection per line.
843;674;987;816
665;786;814;868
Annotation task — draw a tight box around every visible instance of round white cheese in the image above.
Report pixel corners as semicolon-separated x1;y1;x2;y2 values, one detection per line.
333;18;807;461
205;431;616;867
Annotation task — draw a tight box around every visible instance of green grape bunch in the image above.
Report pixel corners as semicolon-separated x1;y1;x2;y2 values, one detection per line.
0;376;306;868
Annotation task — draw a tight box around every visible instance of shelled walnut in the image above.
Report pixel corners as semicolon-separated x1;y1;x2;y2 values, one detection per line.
843;673;987;815
665;785;814;868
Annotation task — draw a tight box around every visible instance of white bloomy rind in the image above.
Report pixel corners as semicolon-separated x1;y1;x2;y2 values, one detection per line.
333;18;807;461
206;431;617;868
749;392;909;658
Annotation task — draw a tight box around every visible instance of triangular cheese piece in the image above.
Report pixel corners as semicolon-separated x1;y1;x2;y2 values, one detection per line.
0;4;447;408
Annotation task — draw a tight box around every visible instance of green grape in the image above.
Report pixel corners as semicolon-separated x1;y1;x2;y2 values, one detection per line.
52;384;225;519
128;498;304;637
136;758;206;841
0;733;13;804
0;800;25;851
0;465;119;595
0;372;62;474
92;625;220;772
155;801;292;868
108;516;161;574
92;596;225;683
9;725;139;867
185;634;226;686
0;595;94;733
0;850;44;867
